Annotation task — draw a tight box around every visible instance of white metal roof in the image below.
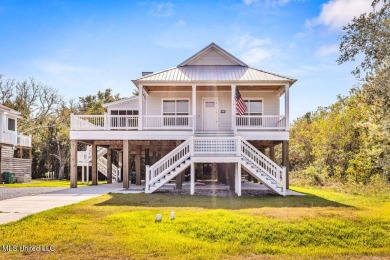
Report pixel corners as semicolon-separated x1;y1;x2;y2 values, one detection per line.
133;66;295;83
132;43;297;85
102;96;138;108
0;104;21;117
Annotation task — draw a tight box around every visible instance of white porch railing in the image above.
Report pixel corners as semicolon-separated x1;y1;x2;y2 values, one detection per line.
77;147;121;182
71;114;106;130
71;114;287;131
2;130;16;145
240;137;282;183
147;137;192;189
236;115;286;129
1;131;32;147
110;115;138;129
17;134;32;147
143;115;193;129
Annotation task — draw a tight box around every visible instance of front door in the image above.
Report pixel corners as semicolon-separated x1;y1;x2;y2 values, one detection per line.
202;98;218;131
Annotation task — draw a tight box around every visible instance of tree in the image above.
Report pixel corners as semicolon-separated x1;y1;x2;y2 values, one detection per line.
338;0;390;78
0;75;68;178
337;0;390;182
78;88;121;115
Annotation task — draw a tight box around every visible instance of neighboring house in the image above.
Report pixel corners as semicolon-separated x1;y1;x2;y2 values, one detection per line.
0;104;32;183
70;43;296;196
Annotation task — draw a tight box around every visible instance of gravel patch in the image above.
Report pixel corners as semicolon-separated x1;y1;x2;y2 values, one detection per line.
0;187;68;201
155;189;276;197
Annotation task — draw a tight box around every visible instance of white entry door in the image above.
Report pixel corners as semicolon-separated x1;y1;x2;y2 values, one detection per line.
202;98;218;131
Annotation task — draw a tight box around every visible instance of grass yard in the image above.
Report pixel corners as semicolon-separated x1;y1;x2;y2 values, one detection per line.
0;186;389;259
0;179;106;188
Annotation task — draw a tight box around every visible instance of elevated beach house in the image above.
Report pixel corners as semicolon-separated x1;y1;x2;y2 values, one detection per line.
0;104;32;183
70;43;296;196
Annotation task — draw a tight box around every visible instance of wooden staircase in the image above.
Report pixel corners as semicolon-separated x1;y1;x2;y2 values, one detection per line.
145;136;287;195
77;147;121;182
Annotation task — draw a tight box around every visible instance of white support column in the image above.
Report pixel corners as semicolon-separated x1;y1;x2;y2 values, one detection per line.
82;166;85;183
192;85;196;133
237;162;242;196
138;85;143;130
70;140;77;188
86;164;89;184
234;163;238;194
190;162;195;195
231;85;237;134
145;165;150;193
123;140;129;189
285;84;290;131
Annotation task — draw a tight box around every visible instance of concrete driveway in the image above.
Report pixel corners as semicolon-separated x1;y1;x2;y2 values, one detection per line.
0;183;141;225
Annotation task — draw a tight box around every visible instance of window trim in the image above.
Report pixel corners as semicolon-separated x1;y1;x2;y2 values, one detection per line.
7;118;16;131
161;98;191;116
236;98;264;116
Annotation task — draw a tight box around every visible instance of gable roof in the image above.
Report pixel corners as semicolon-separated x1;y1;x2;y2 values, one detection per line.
132;43;297;85
0;104;21;116
178;43;247;67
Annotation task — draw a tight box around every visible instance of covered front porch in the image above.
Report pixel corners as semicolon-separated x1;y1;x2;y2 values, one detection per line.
70;84;290;133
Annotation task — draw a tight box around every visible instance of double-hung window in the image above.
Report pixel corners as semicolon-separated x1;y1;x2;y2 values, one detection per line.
163;100;189;126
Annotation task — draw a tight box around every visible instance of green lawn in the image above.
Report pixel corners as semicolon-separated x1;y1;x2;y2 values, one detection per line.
1;179;106;188
0;187;389;259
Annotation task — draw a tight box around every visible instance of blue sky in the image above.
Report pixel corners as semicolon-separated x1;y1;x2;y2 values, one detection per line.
0;0;373;120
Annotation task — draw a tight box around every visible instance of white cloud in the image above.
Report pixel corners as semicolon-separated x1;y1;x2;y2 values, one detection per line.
240;47;279;64
230;34;279;65
307;0;373;30
243;0;303;7
148;2;174;17
175;19;186;28
317;44;339;56
242;0;257;5
237;35;272;49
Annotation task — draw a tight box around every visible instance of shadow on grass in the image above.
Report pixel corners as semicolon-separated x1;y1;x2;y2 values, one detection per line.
95;192;352;209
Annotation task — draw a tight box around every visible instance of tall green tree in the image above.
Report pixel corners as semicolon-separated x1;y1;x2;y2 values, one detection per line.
338;0;390;181
78;88;121;115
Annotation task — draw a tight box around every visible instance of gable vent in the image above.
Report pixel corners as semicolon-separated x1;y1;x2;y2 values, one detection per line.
142;72;153;77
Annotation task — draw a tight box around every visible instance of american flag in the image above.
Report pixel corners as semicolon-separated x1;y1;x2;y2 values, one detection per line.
235;89;248;116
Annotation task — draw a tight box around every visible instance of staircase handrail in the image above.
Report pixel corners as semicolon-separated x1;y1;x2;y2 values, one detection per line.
146;137;192;191
240;137;283;183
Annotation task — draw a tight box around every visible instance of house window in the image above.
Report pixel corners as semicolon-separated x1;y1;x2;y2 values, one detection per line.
244;100;262;116
110;110;138;128
110;110;138;115
8;118;16;131
163;100;189;126
236;100;263;126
